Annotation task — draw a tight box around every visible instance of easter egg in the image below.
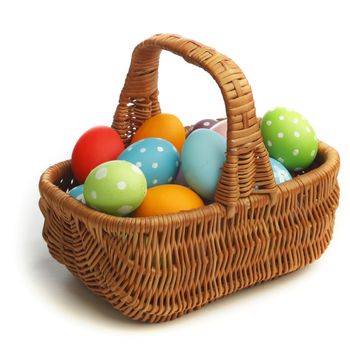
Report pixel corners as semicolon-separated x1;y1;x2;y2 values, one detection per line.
210;119;227;138
190;119;218;134
261;108;318;171
182;129;226;200
84;160;147;216
68;185;85;203
269;157;292;185
131;113;186;154
133;184;204;217
118;138;180;188
72;126;124;183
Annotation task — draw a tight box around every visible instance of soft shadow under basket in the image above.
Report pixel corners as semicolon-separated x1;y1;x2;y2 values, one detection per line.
39;34;340;323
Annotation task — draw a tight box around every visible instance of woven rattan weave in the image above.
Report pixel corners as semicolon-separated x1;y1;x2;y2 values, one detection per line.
39;34;340;322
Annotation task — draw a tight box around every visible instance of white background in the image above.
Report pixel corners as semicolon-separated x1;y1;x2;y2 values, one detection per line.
1;0;349;349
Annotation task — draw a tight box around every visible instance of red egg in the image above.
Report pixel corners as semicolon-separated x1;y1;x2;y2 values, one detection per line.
71;126;124;183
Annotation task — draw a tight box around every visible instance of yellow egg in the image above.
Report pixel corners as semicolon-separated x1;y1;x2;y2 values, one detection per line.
133;184;204;217
132;113;186;154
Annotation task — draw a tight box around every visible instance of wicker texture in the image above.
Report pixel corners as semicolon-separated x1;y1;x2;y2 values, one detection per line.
39;34;340;323
112;34;277;216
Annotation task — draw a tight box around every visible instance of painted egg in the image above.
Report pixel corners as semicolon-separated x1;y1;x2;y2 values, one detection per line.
190;119;218;134
71;126;124;183
84;160;147;216
261;108;318;171
270;157;292;184
68;185;85;204
131;113;186;154
118;138;180;188
210;119;227;138
182;129;226;200
133;184;204;217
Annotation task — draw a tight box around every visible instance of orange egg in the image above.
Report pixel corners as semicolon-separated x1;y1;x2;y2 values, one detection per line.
131;113;186;154
133;184;204;217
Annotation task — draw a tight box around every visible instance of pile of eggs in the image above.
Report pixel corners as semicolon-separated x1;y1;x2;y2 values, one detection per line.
68;108;318;217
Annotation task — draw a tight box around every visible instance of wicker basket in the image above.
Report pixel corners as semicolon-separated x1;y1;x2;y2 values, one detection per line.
39;34;340;323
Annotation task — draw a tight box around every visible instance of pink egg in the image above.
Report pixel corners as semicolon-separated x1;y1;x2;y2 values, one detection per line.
210;119;227;137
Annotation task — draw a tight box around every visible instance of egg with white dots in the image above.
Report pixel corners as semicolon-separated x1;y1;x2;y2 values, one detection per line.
189;118;218;134
269;157;292;185
261;107;318;171
84;160;147;216
68;184;86;204
118;138;180;188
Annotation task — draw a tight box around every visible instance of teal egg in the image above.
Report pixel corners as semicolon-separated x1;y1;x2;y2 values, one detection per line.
270;157;292;184
118;138;180;188
68;184;85;204
181;129;226;200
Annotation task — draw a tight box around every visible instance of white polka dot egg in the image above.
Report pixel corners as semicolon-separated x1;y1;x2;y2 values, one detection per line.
68;184;86;204
261;107;318;171
118;138;180;187
84;160;147;216
269;157;292;184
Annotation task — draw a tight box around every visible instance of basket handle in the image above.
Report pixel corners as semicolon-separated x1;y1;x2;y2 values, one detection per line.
112;34;277;217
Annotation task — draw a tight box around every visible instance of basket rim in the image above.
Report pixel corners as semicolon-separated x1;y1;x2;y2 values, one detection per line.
39;140;339;231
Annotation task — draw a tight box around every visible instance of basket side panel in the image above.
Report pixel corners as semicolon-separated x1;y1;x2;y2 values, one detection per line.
103;180;340;323
40;198;119;300
39;144;340;323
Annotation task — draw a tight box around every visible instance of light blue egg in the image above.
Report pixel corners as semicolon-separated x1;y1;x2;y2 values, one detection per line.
182;129;226;200
118;138;180;188
68;184;86;203
270;157;292;184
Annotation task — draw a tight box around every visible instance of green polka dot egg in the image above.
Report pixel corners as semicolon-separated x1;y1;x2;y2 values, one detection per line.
261;107;318;171
84;160;147;216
